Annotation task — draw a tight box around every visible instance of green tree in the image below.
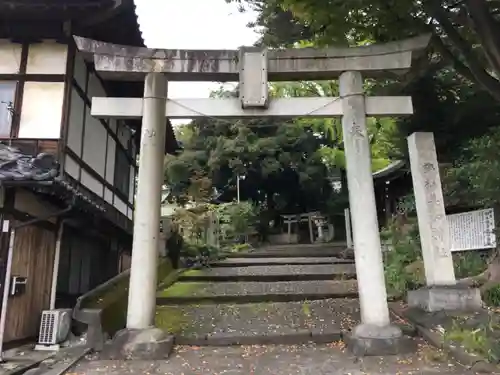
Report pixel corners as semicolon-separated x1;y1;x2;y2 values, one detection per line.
228;0;500;102
165;81;395;216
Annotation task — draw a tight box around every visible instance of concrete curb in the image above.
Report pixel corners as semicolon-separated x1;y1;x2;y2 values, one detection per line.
390;306;500;373
174;329;343;346
173;323;416;349
157;291;359;305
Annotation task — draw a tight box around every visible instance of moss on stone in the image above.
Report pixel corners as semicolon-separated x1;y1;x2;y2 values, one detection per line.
83;259;174;336
155;306;190;334
182;269;205;277
157;281;208;297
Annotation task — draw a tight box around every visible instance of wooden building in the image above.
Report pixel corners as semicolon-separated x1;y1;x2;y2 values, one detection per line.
373;160;413;227
0;0;178;345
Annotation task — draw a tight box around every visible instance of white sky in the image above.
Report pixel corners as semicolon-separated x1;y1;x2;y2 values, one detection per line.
134;0;259;125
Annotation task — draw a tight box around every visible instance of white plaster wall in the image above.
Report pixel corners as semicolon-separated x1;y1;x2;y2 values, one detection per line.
73;52;87;90
114;196;128;215
64;154;80;180
67;88;85;155
81;169;103;197
18;82;64;138
26;42;67;75
104;188;113;205
105;136;116;184
82;106;107;176
0;41;22;74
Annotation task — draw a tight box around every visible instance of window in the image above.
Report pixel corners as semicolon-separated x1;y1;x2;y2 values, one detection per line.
114;148;130;197
0;82;16;138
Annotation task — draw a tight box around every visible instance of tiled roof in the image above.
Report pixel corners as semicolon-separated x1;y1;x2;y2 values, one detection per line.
0;143;104;212
0;0;144;46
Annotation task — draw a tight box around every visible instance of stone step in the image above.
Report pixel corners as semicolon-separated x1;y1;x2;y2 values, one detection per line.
225;243;351;259
156;280;358;305
179;264;357;282
226;248;354;259
211;256;353;267
155;298;360;346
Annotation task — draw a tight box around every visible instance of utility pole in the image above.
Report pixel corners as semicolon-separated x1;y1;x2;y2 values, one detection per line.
237;174;240;203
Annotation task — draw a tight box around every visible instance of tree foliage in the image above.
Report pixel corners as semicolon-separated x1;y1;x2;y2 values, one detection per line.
228;0;500;102
165;81;396;217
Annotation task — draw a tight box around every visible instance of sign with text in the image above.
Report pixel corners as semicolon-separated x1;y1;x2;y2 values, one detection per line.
448;208;496;252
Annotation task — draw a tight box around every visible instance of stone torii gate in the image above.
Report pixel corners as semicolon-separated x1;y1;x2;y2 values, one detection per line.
76;34;430;356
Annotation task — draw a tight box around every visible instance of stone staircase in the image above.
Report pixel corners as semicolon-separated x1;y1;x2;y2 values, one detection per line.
155;243;364;346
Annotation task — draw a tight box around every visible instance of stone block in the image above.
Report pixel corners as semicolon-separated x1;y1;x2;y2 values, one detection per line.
103;328;174;360
345;323;414;356
407;286;481;312
72;308;105;351
268;233;298;245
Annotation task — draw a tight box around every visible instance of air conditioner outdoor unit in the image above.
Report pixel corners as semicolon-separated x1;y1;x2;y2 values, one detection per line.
35;309;72;351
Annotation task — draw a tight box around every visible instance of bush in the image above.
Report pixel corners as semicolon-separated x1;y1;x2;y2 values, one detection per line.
454;251;488;279
171;200;260;247
483;284;500;307
381;215;423;297
215;201;259;240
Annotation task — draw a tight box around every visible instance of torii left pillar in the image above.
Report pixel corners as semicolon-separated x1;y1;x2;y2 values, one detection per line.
115;73;175;357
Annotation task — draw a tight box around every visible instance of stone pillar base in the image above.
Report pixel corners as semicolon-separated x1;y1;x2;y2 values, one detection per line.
345;324;414;356
103;327;174;360
407;286;482;312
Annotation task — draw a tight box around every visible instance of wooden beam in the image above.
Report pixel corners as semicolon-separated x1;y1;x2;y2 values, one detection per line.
91;97;414;119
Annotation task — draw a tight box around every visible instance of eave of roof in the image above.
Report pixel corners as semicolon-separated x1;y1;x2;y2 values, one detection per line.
0;0;144;47
372;160;407;180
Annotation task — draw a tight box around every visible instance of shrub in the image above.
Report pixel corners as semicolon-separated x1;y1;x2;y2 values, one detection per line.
382;215;423;297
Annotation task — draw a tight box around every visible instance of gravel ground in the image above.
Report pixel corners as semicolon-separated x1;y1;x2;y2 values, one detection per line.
155;298;360;337
73;341;473;375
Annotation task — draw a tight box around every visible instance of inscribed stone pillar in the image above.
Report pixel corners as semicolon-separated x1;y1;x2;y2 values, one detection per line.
407;132;456;286
339;71;396;330
126;73;167;329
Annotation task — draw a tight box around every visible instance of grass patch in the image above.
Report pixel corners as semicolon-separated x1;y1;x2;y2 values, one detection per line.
443;314;500;364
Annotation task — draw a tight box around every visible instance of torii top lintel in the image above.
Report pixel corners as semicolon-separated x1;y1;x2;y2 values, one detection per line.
74;34;430;82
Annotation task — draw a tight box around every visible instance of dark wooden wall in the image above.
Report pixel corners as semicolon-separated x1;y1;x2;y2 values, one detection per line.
5;221;56;342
